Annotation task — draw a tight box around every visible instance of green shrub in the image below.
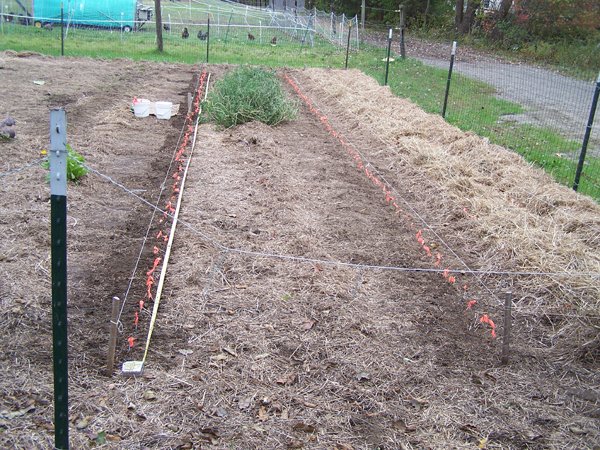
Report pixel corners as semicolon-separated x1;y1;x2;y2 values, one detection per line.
42;144;89;183
204;67;297;128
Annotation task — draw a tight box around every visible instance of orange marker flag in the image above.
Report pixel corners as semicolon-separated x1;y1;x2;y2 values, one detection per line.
127;336;136;349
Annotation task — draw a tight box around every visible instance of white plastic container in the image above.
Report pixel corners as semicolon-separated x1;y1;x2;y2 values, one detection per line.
155;101;173;120
133;99;150;118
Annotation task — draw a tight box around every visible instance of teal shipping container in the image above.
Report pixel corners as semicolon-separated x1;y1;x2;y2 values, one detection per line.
32;0;152;31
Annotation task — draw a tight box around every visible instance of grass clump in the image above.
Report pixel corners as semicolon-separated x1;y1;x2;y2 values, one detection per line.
204;67;297;128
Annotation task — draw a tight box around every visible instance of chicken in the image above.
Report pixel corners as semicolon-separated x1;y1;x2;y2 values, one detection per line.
197;30;208;40
0;117;16;128
0;127;15;140
181;27;189;39
248;32;255;41
163;23;170;31
0;117;16;140
270;36;277;46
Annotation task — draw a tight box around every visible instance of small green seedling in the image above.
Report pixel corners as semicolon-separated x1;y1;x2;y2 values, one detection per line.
42;144;89;182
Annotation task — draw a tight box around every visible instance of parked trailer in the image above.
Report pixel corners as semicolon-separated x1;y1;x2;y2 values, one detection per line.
32;0;153;32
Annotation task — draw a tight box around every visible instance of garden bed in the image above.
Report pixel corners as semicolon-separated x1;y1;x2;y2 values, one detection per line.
0;53;598;449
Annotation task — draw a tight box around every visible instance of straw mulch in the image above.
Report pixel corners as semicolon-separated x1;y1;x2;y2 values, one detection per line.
293;68;600;361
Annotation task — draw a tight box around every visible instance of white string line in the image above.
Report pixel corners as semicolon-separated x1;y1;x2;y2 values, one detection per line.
82;162;600;279
117;71;207;324
288;73;506;305
0;157;48;179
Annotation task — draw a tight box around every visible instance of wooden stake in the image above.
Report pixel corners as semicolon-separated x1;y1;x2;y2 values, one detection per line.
501;291;512;365
106;296;121;376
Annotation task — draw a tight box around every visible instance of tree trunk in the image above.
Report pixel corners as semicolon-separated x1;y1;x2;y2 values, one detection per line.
154;0;163;52
459;0;481;34
424;0;431;27
455;0;465;29
499;0;513;18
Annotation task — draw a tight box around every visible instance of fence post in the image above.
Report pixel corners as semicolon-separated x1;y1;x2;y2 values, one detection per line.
49;108;69;449
441;41;456;118
206;17;210;63
225;10;233;42
384;28;392;86
573;71;600;192
344;20;352;69
361;0;365;30
106;296;121;376
154;0;163;52
398;4;406;59
60;2;64;56
501;291;512;365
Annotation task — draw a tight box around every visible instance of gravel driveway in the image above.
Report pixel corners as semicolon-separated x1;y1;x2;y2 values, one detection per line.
362;32;599;156
418;55;598;147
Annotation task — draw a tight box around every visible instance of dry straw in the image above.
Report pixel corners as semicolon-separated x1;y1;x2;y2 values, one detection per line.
297;68;600;360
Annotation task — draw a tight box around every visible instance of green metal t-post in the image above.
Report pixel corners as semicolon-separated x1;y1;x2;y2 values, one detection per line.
206;17;210;63
573;72;600;192
442;41;457;119
384;28;392;86
49;109;69;449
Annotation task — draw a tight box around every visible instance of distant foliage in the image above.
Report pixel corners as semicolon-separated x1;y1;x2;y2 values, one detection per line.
517;0;600;39
204;67;297;128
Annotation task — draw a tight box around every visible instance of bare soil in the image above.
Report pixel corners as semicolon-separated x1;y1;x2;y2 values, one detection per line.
0;53;598;449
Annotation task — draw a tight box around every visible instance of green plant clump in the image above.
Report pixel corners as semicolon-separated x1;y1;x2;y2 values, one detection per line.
42;144;89;183
204;67;297;128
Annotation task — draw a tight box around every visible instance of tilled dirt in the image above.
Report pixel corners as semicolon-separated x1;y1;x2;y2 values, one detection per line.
0;53;598;449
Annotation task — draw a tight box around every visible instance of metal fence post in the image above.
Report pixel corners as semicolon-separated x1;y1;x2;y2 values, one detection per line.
49;108;69;449
441;41;457;118
206;17;210;63
60;2;64;56
573;71;600;192
384;28;392;86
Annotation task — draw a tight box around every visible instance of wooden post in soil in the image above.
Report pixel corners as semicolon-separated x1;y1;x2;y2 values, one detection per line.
501;291;512;365
106;296;121;376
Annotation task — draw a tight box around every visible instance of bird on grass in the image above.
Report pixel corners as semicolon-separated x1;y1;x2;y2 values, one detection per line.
270;36;277;46
248;32;255;41
163;23;171;31
181;27;189;39
197;30;208;40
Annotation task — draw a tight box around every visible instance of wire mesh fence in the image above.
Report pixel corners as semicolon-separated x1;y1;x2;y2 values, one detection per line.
0;0;359;56
366;32;600;199
0;0;598;198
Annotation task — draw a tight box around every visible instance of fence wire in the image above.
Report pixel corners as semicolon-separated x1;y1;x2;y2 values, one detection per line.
0;3;598;198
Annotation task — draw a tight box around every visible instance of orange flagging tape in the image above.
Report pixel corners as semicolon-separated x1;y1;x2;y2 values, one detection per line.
126;71;209;358
283;73;495;339
480;314;497;338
